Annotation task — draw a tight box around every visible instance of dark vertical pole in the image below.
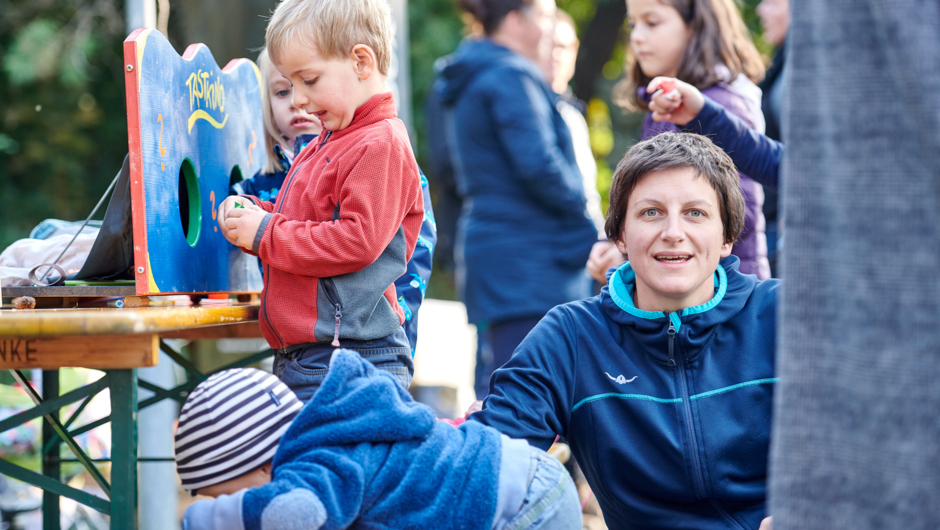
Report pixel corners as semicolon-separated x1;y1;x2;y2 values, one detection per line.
109;369;139;529
41;370;60;530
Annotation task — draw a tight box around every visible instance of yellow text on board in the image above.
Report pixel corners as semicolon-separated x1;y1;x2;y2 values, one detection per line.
186;69;225;113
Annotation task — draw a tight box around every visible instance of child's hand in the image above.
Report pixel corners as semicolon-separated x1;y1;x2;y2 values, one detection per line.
217;197;259;242
647;77;705;126
586;241;625;283
464;400;483;418
223;207;267;250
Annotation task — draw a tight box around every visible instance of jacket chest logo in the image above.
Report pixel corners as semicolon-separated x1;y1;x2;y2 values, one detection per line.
605;372;638;385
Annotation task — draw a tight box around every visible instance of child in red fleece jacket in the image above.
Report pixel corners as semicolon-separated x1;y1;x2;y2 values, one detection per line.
217;0;424;402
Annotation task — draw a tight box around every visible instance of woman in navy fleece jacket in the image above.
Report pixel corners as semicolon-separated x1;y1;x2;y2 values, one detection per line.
470;133;778;530
436;0;598;382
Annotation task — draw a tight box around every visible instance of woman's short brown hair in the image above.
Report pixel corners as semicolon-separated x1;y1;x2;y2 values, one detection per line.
605;132;745;245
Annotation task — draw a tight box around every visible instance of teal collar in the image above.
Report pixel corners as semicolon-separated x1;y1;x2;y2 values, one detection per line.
607;261;728;332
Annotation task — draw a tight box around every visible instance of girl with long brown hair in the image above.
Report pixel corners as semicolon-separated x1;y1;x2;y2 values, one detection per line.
612;0;771;279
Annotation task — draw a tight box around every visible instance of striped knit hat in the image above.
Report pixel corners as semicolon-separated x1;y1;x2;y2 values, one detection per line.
175;368;302;495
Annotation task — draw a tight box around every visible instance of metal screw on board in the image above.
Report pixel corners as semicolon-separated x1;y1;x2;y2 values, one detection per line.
137;266;145;274
126;65;134;72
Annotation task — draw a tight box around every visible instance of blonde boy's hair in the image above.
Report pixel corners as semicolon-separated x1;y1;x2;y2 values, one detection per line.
266;0;394;77
257;48;289;175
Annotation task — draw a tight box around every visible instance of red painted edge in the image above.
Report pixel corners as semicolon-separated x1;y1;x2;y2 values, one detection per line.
124;30;150;296
181;43;207;61
222;58;249;73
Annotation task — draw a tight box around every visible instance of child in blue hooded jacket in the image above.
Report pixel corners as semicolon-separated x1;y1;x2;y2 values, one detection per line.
175;350;582;530
469;132;779;530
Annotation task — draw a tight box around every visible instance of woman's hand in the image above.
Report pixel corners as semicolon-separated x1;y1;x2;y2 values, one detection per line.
586;241;625;283
647;77;705;126
464;400;483;417
759;516;772;530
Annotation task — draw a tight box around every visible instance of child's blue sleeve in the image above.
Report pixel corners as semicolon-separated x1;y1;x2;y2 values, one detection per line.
395;167;437;353
183;490;246;530
682;96;783;188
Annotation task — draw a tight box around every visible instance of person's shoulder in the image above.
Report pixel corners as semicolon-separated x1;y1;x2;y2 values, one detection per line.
736;276;779;315
475;56;542;93
351;115;411;147
540;296;608;333
703;75;763;126
752;277;781;300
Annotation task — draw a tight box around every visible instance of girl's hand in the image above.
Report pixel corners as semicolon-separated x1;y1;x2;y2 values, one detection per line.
758;516;772;530
464;400;483;418
586;241;625;283
647;77;705;126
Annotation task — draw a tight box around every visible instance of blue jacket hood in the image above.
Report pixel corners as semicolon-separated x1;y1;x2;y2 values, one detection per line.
437;38;541;105
277;350;435;452
239;349;503;530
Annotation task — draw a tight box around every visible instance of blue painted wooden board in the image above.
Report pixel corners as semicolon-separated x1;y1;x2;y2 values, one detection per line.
123;28;264;294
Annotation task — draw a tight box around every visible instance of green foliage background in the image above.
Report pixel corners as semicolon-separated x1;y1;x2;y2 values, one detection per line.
0;0;768;253
1;0;129;250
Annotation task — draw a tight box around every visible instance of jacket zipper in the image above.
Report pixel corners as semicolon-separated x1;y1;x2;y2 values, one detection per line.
321;278;343;347
670;318;708;499
667;321;677;366
260;131;334;351
259;156;311;351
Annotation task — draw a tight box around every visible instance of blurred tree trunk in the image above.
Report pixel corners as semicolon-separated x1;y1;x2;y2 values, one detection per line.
571;0;626;103
173;0;276;65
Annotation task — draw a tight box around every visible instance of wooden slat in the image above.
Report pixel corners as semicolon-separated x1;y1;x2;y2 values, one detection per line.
3;286;138;297
0;305;259;338
0;334;158;370
161;321;263;340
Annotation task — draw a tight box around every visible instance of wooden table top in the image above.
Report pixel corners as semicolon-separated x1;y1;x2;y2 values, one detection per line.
0;304;260;338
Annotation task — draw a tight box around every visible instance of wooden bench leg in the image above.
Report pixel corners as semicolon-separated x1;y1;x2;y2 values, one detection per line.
109;369;138;529
42;370;60;530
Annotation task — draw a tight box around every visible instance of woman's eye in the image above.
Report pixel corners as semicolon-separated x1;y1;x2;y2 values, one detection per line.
642;209;658;217
304;78;318;86
688;210;704;218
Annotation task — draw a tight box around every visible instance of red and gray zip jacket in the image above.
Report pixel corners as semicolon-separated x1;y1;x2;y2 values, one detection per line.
242;93;424;350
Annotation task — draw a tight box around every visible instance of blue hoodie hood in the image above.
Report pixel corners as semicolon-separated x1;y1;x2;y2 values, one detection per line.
437;38;545;106
276;349;435;450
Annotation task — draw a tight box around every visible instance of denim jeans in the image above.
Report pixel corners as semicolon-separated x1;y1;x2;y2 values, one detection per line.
274;327;413;403
503;447;582;530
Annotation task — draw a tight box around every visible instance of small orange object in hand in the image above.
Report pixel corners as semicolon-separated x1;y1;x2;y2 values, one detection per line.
656;79;682;110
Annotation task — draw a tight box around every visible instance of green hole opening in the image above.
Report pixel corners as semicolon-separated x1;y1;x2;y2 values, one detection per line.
230;165;244;188
178;158;202;247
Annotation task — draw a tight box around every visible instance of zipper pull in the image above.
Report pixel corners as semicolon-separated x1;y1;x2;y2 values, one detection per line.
331;304;342;347
667;319;677;367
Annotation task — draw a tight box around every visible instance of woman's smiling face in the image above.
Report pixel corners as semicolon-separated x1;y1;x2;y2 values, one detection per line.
616;166;732;313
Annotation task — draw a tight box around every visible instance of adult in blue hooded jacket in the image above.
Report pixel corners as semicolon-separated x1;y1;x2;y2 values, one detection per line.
437;0;597;378
471;133;778;530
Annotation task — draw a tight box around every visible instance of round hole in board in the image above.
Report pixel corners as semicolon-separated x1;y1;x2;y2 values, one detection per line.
230;165;244;188
178;158;202;247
